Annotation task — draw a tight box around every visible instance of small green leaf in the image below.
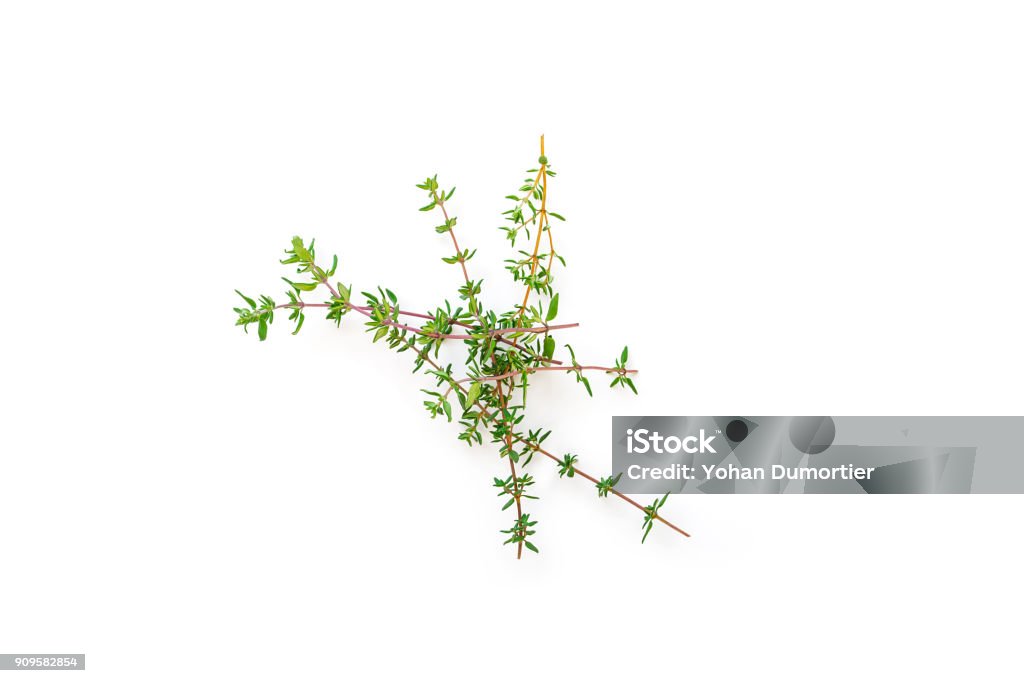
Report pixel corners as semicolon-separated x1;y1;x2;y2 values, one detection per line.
373;327;388;342
235;290;256;308
621;346;629;364
524;541;539;553
291;236;312;262
545;293;559;322
565;343;578;364
466;381;482;406
282;277;318;292
257;316;268;341
543;336;555;359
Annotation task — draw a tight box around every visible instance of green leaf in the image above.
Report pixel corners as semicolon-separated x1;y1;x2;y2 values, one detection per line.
235;290;256;308
292;311;305;335
548;212;565;221
282;277;318;292
581;376;592;397
419;202;436;212
524;541;539;553
621;346;629;364
373;327;388;342
543;336;555;359
565;343;578;364
466;381;482;406
545;293;559;322
257;317;268;341
291;236;312;262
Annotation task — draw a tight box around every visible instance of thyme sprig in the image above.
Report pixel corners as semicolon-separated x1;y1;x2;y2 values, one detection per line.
234;137;690;556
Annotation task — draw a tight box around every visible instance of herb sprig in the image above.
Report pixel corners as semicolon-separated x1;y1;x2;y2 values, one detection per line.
234;137;690;557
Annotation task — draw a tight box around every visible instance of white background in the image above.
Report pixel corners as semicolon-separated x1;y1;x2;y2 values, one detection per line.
2;1;1023;681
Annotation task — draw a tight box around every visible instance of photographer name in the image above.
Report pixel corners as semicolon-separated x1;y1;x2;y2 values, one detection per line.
626;462;876;482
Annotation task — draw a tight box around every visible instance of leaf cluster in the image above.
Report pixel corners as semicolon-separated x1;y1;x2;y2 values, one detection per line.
641;493;670;543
